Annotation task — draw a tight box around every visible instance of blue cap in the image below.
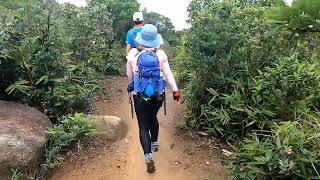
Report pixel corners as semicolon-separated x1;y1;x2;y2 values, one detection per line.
135;24;161;48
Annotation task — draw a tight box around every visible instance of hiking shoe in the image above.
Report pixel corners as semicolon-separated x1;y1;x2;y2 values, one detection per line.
151;142;160;152
144;153;155;173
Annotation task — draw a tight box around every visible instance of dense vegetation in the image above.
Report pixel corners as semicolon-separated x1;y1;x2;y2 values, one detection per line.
176;0;320;178
45;113;95;169
0;0;179;177
0;0;138;176
2;0;319;179
0;0;179;119
0;0;140;119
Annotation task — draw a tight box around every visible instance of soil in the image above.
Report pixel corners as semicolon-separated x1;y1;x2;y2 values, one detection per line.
49;76;230;180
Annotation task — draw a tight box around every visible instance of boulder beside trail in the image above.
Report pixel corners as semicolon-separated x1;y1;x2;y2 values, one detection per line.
0;100;52;177
90;116;127;142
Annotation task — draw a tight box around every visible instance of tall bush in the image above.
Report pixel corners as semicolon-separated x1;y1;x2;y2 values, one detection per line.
0;0;139;119
177;0;320;178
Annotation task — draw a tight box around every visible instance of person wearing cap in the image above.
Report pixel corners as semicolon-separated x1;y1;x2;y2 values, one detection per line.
125;12;144;55
126;24;180;173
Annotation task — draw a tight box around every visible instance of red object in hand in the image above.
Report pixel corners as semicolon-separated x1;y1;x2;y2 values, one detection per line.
173;91;180;102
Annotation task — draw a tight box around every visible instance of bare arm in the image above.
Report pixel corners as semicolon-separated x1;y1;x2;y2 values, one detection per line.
126;49;138;81
127;61;133;81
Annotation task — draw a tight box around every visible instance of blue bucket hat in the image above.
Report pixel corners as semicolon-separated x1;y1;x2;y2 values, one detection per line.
135;24;161;48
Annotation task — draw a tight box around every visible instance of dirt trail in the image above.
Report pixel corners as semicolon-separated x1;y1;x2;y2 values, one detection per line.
50;76;229;180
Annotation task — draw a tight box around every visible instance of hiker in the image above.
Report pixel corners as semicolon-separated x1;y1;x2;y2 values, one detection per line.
126;24;180;173
125;12;144;55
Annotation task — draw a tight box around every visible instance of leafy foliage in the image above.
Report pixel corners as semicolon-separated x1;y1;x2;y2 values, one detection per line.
268;0;320;34
228;119;320;179
142;9;183;61
0;0;136;119
88;0;140;42
177;0;320;178
143;10;178;46
44;113;95;169
179;1;293;137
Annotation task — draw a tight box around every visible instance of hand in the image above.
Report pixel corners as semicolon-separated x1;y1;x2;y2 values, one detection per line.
173;91;180;102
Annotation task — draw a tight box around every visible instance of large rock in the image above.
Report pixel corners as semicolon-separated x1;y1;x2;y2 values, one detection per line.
90;116;127;142
0;100;52;177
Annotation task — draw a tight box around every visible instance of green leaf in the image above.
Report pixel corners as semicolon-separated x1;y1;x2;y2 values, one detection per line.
5;80;31;96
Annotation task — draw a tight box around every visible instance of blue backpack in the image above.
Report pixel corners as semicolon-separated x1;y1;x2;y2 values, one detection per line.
132;50;166;100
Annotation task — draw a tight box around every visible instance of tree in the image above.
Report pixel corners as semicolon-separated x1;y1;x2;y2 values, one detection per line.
235;0;285;8
269;0;320;34
0;0;34;10
87;0;140;43
142;9;179;46
187;0;217;16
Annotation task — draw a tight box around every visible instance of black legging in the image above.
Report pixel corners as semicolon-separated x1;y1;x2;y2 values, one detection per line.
133;95;163;154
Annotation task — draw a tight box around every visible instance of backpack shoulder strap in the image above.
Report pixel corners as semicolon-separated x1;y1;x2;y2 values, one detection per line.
135;49;160;64
133;50;146;71
131;30;137;39
135;49;145;59
131;30;139;48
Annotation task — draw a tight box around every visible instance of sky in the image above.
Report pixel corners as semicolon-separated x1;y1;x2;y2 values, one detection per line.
139;0;190;30
57;0;190;30
58;0;87;6
57;0;293;30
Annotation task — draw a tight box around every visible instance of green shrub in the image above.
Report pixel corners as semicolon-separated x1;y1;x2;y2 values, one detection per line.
44;113;95;169
179;1;293;138
179;0;320;138
88;44;126;75
36;64;99;118
0;0;134;119
228;119;320;179
196;55;320;139
178;0;320;179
